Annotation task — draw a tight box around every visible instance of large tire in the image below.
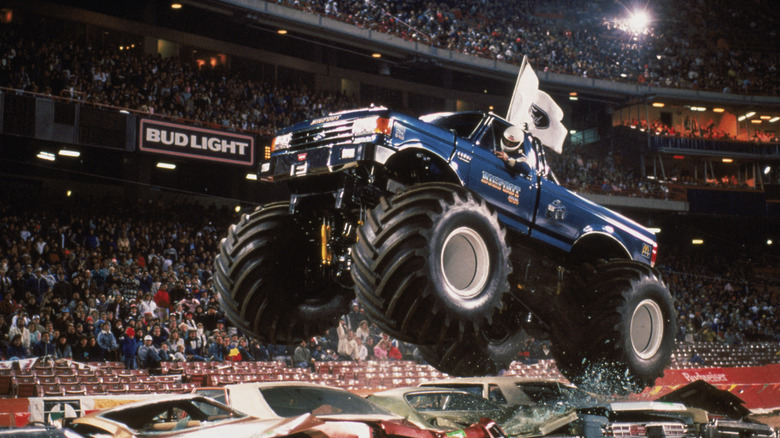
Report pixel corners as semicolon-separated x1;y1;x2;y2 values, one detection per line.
214;202;353;344
352;183;512;345
418;326;526;376
552;260;675;394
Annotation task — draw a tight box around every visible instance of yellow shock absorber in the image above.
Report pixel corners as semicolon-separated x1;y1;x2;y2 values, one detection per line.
321;222;332;265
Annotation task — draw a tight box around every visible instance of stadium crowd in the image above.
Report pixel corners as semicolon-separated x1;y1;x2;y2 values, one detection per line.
0;15;357;136
0;187;776;369
280;0;778;95
0;193;423;369
2;11;772;200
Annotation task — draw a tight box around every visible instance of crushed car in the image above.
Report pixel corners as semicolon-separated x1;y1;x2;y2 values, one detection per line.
193;381;508;438
418;376;602;410
366;387;508;432
65;393;343;438
656;380;777;438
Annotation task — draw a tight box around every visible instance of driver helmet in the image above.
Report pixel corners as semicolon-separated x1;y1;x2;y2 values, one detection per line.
501;125;524;153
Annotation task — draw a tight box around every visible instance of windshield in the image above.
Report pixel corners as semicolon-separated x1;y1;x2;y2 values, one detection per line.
100;398;245;433
260;386;392;417
194;388;227;405
420;112;485;139
517;382;597;408
405;392;502;412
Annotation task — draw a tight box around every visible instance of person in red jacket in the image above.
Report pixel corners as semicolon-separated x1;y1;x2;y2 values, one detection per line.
154;282;171;319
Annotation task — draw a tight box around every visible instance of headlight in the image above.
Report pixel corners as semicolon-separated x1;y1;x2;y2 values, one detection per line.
272;133;292;151
352;117;392;137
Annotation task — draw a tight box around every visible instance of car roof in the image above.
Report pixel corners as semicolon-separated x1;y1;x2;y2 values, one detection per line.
91;393;225;415
371;386;478;397
421;376;573;386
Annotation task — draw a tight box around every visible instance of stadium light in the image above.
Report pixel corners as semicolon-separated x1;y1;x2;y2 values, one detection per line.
626;9;650;34
171;2;182;9
692;239;704;245
768;239;774;246
58;149;80;158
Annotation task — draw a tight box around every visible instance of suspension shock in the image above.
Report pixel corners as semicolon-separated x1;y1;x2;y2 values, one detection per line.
321;216;333;266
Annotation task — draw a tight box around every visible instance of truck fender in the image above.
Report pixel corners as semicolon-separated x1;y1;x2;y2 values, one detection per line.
382;144;463;185
570;228;632;263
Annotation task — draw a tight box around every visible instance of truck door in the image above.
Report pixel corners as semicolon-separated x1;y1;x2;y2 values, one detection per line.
467;120;538;235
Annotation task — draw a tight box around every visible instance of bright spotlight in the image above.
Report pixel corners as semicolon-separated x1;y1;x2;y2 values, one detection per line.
627;10;650;34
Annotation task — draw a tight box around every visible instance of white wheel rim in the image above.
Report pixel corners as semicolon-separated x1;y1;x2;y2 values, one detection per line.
631;299;664;360
440;226;490;299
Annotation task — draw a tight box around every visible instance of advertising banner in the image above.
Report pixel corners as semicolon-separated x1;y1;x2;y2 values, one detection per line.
139;119;255;166
636;364;780;412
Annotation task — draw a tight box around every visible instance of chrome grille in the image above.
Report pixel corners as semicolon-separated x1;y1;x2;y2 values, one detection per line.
289;119;355;150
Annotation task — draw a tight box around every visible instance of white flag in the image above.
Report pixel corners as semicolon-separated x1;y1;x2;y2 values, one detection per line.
528;91;567;154
506;57;567;154
506;56;538;128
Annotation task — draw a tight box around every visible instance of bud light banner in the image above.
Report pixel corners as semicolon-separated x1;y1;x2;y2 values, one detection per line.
139;119;254;166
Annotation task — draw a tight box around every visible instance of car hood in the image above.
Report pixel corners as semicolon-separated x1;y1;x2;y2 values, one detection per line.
655;380;751;419
316;413;406;422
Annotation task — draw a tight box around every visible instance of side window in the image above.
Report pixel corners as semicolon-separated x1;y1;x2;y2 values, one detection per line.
488;385;507;404
476;120;511;152
475;125;498;151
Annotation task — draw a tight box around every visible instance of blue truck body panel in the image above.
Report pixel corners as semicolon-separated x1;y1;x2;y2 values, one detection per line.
261;107;656;266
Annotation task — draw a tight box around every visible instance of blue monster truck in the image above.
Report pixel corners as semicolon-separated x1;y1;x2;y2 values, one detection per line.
215;107;676;393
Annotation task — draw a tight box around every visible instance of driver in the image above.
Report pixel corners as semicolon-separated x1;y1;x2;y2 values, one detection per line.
494;125;528;172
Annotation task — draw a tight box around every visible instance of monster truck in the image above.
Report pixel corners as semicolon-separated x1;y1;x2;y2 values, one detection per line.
214;106;676;393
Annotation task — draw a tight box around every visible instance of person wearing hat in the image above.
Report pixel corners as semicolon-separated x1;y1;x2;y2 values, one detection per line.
137;334;163;370
121;327;139;369
184;328;207;362
494;125;530;173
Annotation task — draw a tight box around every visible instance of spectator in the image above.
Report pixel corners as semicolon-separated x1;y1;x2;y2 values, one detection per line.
353;337;368;361
249;340;269;362
72;336;91;363
32;331;56;357
171;344;187;362
137;335;163;369
184;328;207;362
207;334;226;362
293;339;314;369
8;317;31;353
54;334;73;360
97;321;119;361
121;327;139;369
6;334;29;360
